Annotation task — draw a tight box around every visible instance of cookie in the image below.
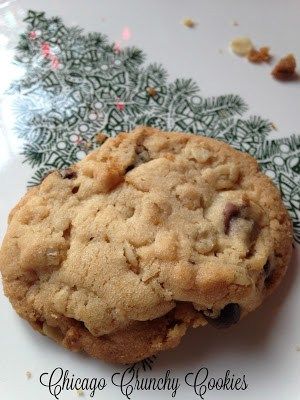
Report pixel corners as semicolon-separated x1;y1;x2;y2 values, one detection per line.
0;126;293;363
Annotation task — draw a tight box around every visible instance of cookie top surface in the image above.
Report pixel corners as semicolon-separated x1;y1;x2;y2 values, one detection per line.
0;126;293;339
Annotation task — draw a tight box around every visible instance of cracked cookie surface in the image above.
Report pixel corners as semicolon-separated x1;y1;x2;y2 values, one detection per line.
0;126;293;363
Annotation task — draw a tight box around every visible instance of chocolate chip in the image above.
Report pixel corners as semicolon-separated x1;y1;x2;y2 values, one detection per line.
223;203;241;234
205;303;241;328
71;186;79;194
60;168;77;180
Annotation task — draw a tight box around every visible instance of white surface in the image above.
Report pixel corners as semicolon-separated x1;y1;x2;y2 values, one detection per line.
0;1;299;399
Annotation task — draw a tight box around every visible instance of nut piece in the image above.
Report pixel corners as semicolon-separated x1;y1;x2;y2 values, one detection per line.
230;37;253;56
272;54;297;80
182;18;196;28
202;164;239;190
247;47;271;63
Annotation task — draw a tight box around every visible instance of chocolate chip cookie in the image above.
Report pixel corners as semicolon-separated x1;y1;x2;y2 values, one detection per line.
0;126;293;363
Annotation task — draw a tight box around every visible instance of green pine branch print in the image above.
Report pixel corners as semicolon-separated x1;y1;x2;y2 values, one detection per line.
8;9;300;243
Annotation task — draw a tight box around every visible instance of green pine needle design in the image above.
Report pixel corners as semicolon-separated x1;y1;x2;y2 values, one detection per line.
9;9;300;243
22;143;47;167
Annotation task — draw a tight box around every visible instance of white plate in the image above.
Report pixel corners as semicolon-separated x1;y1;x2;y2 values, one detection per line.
0;1;299;399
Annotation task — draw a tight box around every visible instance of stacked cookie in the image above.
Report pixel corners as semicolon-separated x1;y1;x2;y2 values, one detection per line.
0;127;293;363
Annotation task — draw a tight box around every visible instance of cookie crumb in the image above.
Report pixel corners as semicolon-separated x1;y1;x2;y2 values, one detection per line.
272;54;297;80
296;346;300;352
26;371;32;379
82;140;93;150
247;47;271;63
95;133;109;144
146;87;157;97
230;37;253;56
182;18;196;28
271;122;277;131
232;20;239;26
76;389;84;396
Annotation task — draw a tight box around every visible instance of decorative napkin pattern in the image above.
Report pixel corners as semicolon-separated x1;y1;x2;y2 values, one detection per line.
8;10;300;243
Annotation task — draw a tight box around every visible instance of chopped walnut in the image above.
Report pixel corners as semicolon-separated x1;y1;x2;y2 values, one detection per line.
272;54;297;80
247;47;271;63
202;164;240;190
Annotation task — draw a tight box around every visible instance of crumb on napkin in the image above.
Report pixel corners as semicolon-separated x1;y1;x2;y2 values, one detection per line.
182;18;196;28
271;122;277;131
272;54;297;80
229;37;253;56
146;87;158;97
26;371;32;379
247;47;271;63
